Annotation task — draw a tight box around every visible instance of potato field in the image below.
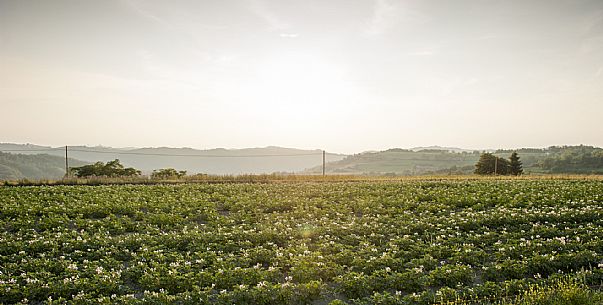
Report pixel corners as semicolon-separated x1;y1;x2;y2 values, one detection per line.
2;179;603;304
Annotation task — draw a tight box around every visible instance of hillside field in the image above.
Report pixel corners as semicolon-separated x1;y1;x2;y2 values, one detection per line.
2;179;603;304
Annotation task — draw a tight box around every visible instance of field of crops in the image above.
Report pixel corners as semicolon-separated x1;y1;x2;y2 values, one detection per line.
2;179;603;304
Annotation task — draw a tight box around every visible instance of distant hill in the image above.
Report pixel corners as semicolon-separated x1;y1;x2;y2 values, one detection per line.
409;146;478;153
305;149;482;175
3;143;601;179
497;145;603;175
305;146;603;175
0;151;87;180
0;144;346;176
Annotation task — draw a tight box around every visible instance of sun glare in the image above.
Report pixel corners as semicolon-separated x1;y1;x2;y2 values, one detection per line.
241;52;351;120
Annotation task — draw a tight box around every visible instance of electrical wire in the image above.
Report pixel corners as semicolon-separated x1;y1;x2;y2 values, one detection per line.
1;148;324;158
68;149;322;158
0;148;62;152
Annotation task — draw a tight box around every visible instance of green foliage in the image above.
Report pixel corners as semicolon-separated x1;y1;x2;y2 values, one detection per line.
429;277;603;305
70;159;141;178
474;153;510;175
151;168;187;180
537;146;603;174
510;278;603;305
0;152;86;180
474;152;524;176
1;180;603;304
314;145;603;176
312;149;484;175
509;152;523;176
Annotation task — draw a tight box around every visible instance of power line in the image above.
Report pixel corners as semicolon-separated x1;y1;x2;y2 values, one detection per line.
1;148;477;160
1;148;324;158
67;149;323;158
0;148;63;152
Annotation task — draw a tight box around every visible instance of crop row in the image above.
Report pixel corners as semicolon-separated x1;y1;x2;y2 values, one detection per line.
1;180;603;304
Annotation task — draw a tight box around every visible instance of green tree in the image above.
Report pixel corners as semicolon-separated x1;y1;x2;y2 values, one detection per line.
151;168;187;180
474;153;510;175
537;146;603;174
509;152;523;176
71;159;141;178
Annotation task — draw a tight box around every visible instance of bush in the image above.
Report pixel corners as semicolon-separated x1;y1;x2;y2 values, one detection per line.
70;159;140;178
151;168;187;180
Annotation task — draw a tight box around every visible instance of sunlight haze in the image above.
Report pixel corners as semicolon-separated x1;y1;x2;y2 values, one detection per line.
1;0;602;153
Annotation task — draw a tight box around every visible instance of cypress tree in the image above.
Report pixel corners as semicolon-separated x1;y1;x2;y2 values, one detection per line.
509;152;523;176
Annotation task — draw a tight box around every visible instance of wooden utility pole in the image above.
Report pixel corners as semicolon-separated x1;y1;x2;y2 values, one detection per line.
65;145;69;178
322;150;326;176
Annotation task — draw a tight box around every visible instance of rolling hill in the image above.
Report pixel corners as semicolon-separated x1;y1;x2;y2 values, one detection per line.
0;151;87;180
3;143;602;179
0;144;346;177
305;146;603;175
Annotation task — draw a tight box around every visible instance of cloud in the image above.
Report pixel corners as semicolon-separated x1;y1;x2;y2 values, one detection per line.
247;0;289;31
423;76;480;97
407;50;436;56
122;0;173;28
580;10;603;35
137;49;170;79
579;35;603;55
363;0;398;36
279;33;299;38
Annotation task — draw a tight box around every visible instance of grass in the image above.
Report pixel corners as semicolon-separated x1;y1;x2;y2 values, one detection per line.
434;277;603;305
2;173;603;187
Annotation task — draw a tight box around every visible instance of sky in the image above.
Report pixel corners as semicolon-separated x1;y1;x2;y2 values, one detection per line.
1;0;602;154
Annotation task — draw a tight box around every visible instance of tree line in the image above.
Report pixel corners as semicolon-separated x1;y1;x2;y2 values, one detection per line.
68;153;535;178
72;156;526;178
537;146;603;174
70;159;186;179
474;152;523;175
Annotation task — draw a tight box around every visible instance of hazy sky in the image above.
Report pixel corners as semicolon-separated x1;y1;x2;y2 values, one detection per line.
1;0;602;154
